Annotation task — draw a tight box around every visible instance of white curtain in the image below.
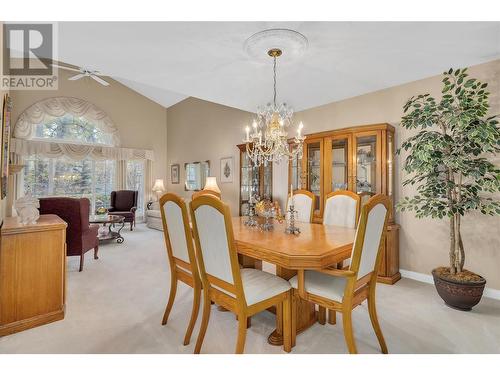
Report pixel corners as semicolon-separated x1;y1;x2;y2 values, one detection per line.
10;138;154;161
14;97;120;145
115;160;127;190
145;159;154;203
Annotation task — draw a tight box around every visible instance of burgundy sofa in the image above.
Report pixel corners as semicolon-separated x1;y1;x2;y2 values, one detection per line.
107;190;138;231
39;197;99;272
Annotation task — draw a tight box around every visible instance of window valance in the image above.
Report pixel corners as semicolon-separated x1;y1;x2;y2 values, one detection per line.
10;138;154;161
14;97;120;146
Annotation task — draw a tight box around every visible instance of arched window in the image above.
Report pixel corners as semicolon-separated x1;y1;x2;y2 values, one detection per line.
33;114;115;146
17;98;145;217
14;96;120;146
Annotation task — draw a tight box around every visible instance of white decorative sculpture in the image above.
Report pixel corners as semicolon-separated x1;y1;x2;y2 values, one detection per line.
14;193;40;225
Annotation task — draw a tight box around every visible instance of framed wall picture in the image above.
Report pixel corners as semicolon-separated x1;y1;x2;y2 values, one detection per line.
1;94;12;199
220;156;233;183
171;163;180;184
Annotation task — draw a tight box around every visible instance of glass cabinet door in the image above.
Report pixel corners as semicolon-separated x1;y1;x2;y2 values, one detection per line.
325;135;353;194
262;162;272;201
354;132;381;205
240;151;260;215
303;139;323;216
289;144;303;191
238;145;273;216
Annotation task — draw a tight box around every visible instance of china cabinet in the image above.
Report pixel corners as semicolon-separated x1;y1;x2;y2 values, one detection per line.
289;123;400;284
237;144;273;216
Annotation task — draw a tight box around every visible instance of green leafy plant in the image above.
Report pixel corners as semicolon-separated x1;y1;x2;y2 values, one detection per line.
397;68;500;275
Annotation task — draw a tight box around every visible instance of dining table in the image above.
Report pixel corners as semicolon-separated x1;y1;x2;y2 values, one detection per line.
231;216;356;346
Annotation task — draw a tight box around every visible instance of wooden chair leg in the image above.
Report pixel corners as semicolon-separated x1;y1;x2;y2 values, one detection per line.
130;221;133;231
235;313;247;354
235;314;252;329
342;309;357;354
328;309;336;325
79;253;84;272
368;293;388;354
275;298;283;337
282;291;292;353
194;290;212;354
183;285;201;346
318;305;326;325
94;245;99;260
161;273;178;325
291;290;297;347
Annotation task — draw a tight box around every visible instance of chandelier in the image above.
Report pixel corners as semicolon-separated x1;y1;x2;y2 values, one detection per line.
244;48;305;167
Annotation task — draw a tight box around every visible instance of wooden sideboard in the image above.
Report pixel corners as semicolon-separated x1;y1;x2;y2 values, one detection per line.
0;214;67;336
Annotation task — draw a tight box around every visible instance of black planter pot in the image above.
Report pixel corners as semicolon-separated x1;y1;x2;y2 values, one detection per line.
432;269;486;311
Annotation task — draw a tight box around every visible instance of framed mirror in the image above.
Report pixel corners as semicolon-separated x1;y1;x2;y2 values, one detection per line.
184;160;210;191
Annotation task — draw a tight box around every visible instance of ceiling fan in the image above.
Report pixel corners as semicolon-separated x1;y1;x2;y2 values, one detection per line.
51;64;110;86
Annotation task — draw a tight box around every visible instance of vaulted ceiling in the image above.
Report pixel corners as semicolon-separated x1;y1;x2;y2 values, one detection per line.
55;22;500;112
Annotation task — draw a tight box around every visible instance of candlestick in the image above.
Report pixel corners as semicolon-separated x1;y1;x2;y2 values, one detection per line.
285;204;300;235
245;126;250;142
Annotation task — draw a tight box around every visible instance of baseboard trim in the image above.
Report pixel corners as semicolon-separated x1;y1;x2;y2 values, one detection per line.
400;269;500;301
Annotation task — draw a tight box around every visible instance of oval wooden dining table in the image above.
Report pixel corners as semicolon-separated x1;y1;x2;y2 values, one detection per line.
231;216;356;346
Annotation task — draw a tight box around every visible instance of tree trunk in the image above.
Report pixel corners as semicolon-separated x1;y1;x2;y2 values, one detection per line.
454;214;462;273
458;231;465;272
449;215;456;274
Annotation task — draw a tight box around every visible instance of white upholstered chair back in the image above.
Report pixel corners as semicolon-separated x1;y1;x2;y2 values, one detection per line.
323;192;359;228
192;203;235;285
162;200;191;263
287;191;314;223
349;200;388;279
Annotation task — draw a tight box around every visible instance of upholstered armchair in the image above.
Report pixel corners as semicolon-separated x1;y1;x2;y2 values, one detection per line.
108;190;138;230
39;197;99;272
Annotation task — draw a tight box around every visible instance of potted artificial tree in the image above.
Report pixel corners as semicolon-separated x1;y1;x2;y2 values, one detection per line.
398;68;500;311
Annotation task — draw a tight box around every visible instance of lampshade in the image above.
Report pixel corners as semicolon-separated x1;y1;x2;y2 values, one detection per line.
204;176;220;193
152;179;165;192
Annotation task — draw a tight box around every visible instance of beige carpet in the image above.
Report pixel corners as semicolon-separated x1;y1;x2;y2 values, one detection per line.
1;223;499;354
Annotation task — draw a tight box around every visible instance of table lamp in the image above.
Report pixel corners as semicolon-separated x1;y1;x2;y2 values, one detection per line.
203;176;220;193
152;179;165;201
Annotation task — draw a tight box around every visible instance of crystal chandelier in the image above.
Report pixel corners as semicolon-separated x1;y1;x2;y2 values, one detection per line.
244;48;305;167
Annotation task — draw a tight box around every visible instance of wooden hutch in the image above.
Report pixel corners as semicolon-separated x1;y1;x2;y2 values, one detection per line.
289;123;400;284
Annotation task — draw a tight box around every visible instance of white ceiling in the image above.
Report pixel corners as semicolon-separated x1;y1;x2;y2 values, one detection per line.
55;22;500;112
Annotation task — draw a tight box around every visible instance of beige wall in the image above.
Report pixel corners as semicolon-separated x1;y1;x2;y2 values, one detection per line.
8;68;168;209
292;59;500;289
166;59;500;289
166;97;254;214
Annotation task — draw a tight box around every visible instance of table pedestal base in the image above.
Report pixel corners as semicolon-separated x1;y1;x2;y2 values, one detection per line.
267;266;318;347
267;305;316;346
237;256;320;347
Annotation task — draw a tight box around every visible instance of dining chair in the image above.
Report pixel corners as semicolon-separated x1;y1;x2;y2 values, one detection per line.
318;190;361;325
323;190;361;228
191;189;221;200
159;193;202;346
190;195;293;354
289;194;391;354
286;189;316;223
